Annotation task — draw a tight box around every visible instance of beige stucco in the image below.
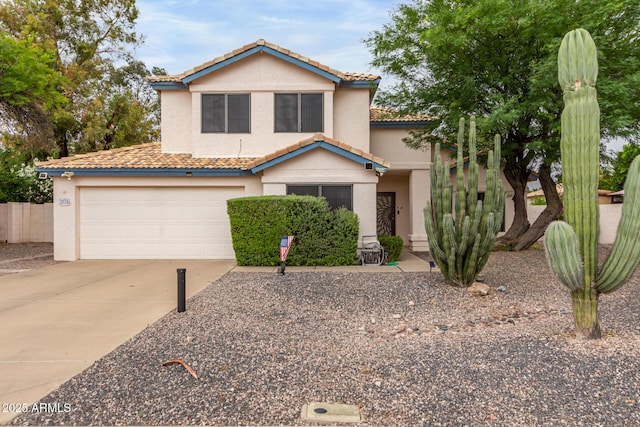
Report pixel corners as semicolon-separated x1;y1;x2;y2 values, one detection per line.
370;128;430;170
160;90;192;154
163;54;339;158
333;89;371;151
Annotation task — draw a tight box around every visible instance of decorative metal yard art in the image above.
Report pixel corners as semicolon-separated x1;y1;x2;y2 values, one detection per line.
544;28;640;339
425;116;505;287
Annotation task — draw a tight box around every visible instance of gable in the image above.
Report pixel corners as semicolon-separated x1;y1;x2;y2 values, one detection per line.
188;53;335;92
248;133;389;174
147;39;380;92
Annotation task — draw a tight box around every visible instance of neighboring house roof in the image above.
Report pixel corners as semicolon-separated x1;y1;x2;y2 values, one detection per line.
35;143;258;177
148;39;380;91
370;106;438;129
35;135;389;177
248;133;390;173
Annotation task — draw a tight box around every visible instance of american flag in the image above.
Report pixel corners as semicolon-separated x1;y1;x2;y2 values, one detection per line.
280;236;294;262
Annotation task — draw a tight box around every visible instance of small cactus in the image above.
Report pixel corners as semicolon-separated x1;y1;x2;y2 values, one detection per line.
544;28;640;339
425;116;504;287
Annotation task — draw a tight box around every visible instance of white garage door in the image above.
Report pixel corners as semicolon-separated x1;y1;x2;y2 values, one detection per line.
79;187;243;259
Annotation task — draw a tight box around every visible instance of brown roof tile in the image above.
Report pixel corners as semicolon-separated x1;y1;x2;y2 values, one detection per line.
147;39;380;84
247;133;390;169
370;106;437;122
35;143;258;170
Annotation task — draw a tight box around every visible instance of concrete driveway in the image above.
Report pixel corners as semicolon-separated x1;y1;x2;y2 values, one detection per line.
0;259;235;425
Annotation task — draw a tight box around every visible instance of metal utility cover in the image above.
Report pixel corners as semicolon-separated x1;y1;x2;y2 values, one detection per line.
301;402;361;423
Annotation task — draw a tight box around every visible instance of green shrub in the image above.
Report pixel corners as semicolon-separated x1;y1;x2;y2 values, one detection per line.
227;195;359;266
379;235;404;262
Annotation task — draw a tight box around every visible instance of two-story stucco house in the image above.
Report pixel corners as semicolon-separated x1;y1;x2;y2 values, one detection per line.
36;40;514;261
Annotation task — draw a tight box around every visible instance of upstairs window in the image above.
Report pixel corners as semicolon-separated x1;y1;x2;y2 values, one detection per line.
275;93;323;133
202;93;250;133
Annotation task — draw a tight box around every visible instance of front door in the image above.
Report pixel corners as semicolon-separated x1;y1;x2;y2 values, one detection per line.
376;192;396;236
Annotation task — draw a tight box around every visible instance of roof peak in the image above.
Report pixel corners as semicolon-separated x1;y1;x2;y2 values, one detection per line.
147;39;380;86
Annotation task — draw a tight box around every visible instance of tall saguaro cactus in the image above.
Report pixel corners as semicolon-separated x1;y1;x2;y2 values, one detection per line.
544;28;640;339
425;116;504;287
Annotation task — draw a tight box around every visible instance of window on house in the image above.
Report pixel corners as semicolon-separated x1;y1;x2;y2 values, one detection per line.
202;93;250;133
275;93;323;132
287;184;352;210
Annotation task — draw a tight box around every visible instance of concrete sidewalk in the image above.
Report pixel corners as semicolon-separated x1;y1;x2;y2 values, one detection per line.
232;250;435;273
0;259;235;425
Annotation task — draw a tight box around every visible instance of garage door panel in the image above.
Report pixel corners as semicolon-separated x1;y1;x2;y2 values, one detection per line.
79;187;242;259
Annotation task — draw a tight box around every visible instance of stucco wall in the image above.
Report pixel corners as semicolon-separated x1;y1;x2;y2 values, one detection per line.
527;204;622;245
370;128;430;170
185;55;342;158
157;54;378;159
160;90;192;153
0;202;53;243
333;89;371;151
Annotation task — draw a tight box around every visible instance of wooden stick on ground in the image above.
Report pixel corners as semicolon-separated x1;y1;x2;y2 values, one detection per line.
161;359;199;379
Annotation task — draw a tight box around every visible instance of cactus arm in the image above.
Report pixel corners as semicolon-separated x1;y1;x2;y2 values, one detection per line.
463;234;482;284
455;117;467;228
558;28;600;285
597;155;640;293
424;206;447;264
467;117;479;214
544;221;584;291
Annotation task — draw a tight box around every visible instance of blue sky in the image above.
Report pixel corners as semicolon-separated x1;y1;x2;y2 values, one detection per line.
134;0;400;87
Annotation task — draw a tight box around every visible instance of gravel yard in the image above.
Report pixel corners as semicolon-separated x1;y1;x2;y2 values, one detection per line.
0;243;56;275
8;248;640;426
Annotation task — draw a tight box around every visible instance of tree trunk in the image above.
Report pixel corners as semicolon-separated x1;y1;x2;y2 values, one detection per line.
571;287;601;339
497;162;530;247
511;164;563;250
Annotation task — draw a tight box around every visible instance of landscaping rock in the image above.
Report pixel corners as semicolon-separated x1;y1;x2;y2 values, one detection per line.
467;282;491;296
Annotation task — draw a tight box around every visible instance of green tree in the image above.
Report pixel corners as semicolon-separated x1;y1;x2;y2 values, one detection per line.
0;0;159;158
366;0;640;250
0;34;68;160
600;143;640;192
0;148;52;203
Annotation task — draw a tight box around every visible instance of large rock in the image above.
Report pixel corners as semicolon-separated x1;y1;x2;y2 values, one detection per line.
467;282;491;296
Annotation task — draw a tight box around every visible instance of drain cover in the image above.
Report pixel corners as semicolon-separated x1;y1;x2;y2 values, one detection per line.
301;402;361;423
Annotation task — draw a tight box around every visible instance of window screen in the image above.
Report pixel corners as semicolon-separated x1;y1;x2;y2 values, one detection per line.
275;94;298;132
227;94;250;133
202;93;250;133
301;93;323;132
275;93;323;132
201;94;225;133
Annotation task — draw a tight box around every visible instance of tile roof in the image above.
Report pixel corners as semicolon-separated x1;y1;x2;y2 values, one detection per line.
247;133;390;169
370;106;438;122
35;143;258;170
147;39;380;84
34;135;390;173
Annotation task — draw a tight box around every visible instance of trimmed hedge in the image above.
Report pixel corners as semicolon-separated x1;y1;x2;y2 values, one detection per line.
379;235;404;262
227;195;359;266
